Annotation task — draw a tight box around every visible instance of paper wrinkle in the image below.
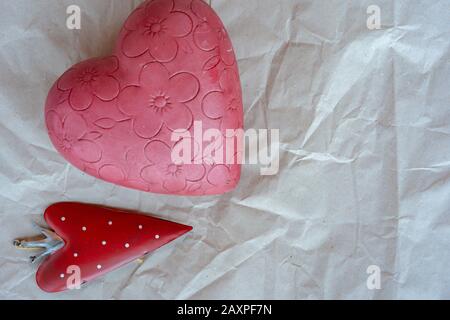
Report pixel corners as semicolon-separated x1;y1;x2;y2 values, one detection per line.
0;0;449;299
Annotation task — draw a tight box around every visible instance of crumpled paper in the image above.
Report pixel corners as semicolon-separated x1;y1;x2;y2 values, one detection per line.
0;0;449;299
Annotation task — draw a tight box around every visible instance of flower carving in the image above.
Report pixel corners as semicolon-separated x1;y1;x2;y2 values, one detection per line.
141;140;206;193
99;164;126;183
202;68;242;134
122;0;193;62
118;62;199;139
207;164;240;188
191;0;235;66
46;111;102;163
57;57;120;111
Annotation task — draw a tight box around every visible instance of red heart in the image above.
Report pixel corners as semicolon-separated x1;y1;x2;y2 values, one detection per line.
45;0;243;195
36;202;192;293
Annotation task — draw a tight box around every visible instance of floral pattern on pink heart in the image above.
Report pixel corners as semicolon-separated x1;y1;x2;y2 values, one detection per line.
45;0;243;196
58;57;120;111
122;0;193;62
202;68;242;135
141;140;206;193
118;62;198;139
46;111;102;163
191;0;234;65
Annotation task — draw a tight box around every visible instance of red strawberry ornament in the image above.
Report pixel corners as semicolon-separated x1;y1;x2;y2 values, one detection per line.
14;203;192;293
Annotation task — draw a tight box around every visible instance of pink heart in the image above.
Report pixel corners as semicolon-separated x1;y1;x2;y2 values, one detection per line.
45;0;243;196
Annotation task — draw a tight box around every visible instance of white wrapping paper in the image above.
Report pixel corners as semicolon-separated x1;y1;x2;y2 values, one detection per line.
0;0;449;299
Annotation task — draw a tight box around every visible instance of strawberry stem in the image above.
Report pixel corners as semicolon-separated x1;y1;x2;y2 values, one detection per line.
14;226;64;263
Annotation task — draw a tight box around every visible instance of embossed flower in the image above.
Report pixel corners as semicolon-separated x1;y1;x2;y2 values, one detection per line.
192;0;235;66
141;140;206;193
118;62;199;138
202;68;242;133
46;111;102;163
207;164;240;188
122;0;193;62
57;57;120;111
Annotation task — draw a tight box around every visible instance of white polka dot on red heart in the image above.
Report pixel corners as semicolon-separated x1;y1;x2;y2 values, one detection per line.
82;227;87;231
97;265;102;270
155;235;160;239
61;217;66;222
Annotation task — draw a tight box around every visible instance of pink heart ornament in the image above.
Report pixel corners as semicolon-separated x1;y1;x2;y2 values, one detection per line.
45;0;243;196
